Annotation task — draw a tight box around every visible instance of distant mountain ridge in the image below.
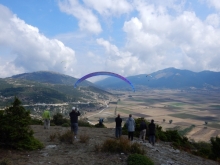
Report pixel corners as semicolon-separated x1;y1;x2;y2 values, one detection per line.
0;71;112;106
4;68;220;91
10;71;93;86
95;68;220;90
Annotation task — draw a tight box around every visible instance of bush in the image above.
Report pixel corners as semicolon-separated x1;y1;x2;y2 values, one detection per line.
210;136;220;160
0;158;12;165
0;97;43;150
101;137;145;154
127;153;154;165
78;118;94;127
30;118;43;125
52;113;70;126
79;133;90;143
58;130;73;144
49;133;57;142
62;123;70;127
130;142;145;155
94;123;107;128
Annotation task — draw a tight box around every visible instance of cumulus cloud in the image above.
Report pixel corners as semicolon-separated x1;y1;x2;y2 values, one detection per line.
58;0;102;34
122;0;220;72
96;38;147;75
83;0;133;16
0;5;76;77
206;0;220;10
205;13;220;27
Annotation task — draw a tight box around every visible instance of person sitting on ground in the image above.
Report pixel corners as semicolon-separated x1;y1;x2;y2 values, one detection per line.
139;118;147;142
42;108;51;129
115;114;122;138
148;119;156;146
69;107;81;139
126;114;135;141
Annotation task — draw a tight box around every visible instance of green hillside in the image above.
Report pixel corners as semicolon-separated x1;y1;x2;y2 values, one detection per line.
0;72;113;108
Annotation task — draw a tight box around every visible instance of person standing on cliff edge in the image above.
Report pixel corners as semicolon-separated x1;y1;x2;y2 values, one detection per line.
69;107;80;139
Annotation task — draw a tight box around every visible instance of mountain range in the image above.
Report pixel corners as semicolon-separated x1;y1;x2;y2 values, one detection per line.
0;67;220;107
95;67;220;91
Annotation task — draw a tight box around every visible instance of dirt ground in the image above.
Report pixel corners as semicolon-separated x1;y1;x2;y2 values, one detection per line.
0;125;219;165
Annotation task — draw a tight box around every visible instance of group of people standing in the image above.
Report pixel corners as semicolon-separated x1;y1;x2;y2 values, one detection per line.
42;107;155;144
115;114;156;145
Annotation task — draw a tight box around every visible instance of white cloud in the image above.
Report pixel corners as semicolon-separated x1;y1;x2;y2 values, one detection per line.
0;5;77;77
205;13;220;27
96;38;147;75
121;1;220;72
83;0;133;16
58;0;102;34
206;0;220;10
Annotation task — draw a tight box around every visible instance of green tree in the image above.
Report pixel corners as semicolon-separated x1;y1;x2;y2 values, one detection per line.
0;97;43;150
52;112;69;125
210;136;220;160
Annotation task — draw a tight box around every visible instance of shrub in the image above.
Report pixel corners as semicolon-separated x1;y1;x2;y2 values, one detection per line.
79;133;90;143
58;130;73;144
101;139;118;153
30;118;43;125
94;143;102;152
94;123;107;128
0;97;43;150
78;118;94;127
52;113;70;126
127;154;154;165
50;122;56;126
101;137;145;154
210;136;220;160
117;138;131;153
62;123;70;127
130;142;145;155
0;158;12;165
191;141;212;158
49;133;58;142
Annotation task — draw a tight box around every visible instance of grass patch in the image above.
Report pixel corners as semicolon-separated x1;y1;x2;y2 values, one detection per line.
169;102;185;107
127;154;154;165
178;125;195;136
207;123;220;129
117;108;133;114
209;105;220;110
169;113;218;121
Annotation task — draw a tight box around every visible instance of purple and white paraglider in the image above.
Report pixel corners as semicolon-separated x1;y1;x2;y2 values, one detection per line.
74;71;135;92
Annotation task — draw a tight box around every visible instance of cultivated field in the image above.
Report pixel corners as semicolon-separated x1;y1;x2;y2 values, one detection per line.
85;89;220;142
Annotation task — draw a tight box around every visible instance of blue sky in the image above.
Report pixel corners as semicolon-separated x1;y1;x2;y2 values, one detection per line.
0;0;220;81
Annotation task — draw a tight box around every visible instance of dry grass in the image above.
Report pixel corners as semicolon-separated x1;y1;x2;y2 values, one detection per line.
58;130;73;144
79;133;90;143
101;137;145;154
49;132;58;142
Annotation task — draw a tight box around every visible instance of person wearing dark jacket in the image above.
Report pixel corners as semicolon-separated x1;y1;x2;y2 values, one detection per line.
115;114;122;138
148;119;156;146
139;118;147;142
69;107;80;139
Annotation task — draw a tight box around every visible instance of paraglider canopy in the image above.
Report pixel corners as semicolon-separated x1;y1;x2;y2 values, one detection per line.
74;71;135;92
